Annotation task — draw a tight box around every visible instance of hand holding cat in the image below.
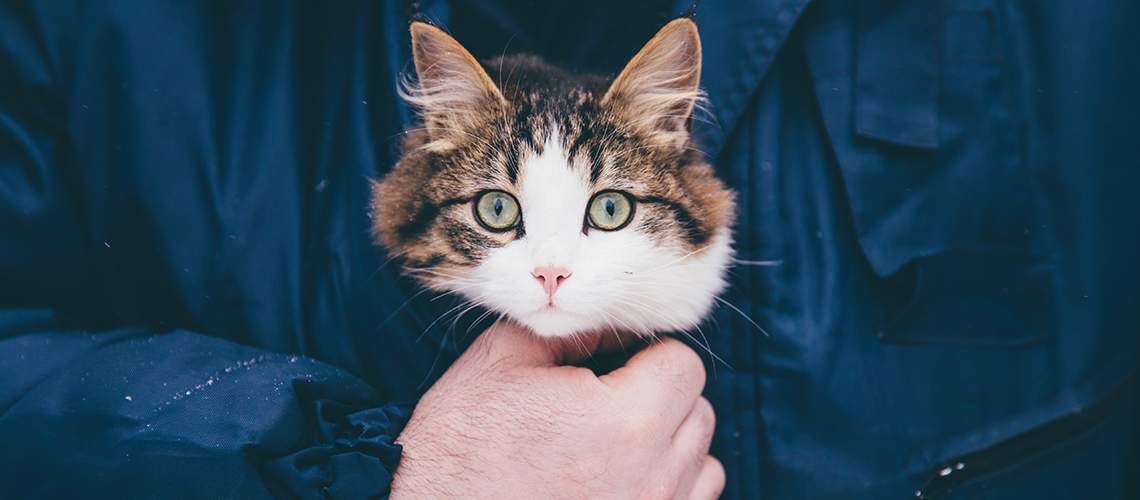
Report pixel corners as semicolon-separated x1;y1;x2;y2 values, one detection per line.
391;320;725;499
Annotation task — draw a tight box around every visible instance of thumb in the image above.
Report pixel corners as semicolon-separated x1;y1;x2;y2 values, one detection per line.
471;320;622;367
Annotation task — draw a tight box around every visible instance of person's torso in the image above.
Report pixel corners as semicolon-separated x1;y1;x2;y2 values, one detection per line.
31;1;1137;498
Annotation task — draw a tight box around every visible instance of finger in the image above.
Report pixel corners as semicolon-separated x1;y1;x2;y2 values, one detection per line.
474;321;637;369
469;320;562;367
687;456;725;500
672;397;716;455
670;397;717;497
599;337;706;425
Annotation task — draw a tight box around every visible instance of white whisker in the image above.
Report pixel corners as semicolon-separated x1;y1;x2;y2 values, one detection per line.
732;258;783;267
713;296;770;336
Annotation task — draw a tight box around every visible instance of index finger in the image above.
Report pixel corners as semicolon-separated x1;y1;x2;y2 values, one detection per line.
599;337;706;426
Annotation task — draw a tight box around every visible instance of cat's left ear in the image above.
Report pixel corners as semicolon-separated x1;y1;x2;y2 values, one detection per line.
603;18;702;148
405;22;506;144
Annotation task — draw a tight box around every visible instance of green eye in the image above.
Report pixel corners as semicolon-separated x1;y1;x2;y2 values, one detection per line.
587;191;635;231
474;190;520;231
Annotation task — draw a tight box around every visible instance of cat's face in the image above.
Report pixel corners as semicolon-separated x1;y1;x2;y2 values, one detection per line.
372;19;734;338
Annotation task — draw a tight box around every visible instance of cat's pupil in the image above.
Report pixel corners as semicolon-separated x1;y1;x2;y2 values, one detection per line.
493;198;503;216
605;199;615;217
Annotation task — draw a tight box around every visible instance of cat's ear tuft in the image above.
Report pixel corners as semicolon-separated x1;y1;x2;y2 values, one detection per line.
403;22;505;145
603;18;703;148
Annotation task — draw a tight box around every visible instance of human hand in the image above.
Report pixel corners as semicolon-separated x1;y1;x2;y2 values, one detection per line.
391;321;724;499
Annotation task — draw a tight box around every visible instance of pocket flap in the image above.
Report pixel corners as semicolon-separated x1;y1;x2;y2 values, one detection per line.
855;0;940;149
804;2;1030;278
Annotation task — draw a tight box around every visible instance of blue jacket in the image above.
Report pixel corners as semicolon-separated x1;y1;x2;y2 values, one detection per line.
1;1;1137;498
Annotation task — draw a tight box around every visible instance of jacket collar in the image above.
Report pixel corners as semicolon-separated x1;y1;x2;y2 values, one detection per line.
413;0;813;159
679;0;813;158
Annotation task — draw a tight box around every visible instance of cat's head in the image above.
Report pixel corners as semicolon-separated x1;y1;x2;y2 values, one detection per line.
372;18;735;338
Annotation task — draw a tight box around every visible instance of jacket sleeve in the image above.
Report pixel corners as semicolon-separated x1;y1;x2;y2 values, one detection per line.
0;7;410;497
0;312;412;498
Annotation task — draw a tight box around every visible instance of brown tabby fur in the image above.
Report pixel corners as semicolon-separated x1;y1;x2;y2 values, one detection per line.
371;19;734;282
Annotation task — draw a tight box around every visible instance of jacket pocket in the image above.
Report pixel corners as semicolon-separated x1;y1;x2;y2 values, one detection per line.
913;376;1136;499
804;0;1049;345
876;249;1051;346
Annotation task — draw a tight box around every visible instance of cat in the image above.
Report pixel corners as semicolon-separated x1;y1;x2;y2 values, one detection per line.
371;17;735;339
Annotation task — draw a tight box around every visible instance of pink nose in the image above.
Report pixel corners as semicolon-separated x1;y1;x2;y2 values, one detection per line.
532;266;571;301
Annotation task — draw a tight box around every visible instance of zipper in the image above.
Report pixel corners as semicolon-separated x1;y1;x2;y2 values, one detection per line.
913;375;1134;499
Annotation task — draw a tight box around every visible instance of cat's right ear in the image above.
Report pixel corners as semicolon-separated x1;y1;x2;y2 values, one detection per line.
404;22;506;145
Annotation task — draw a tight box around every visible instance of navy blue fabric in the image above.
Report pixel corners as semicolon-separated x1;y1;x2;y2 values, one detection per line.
1;1;1137;498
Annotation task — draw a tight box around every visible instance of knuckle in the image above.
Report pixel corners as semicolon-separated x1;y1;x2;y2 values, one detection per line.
706;456;727;492
693;397;717;433
609;411;651;444
682;350;707;386
606;388;655;421
665;340;706;389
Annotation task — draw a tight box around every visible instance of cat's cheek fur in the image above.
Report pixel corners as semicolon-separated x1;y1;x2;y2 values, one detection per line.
466;229;733;338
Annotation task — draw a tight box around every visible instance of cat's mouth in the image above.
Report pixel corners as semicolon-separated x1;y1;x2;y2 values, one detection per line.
519;306;592;338
533;302;568;315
